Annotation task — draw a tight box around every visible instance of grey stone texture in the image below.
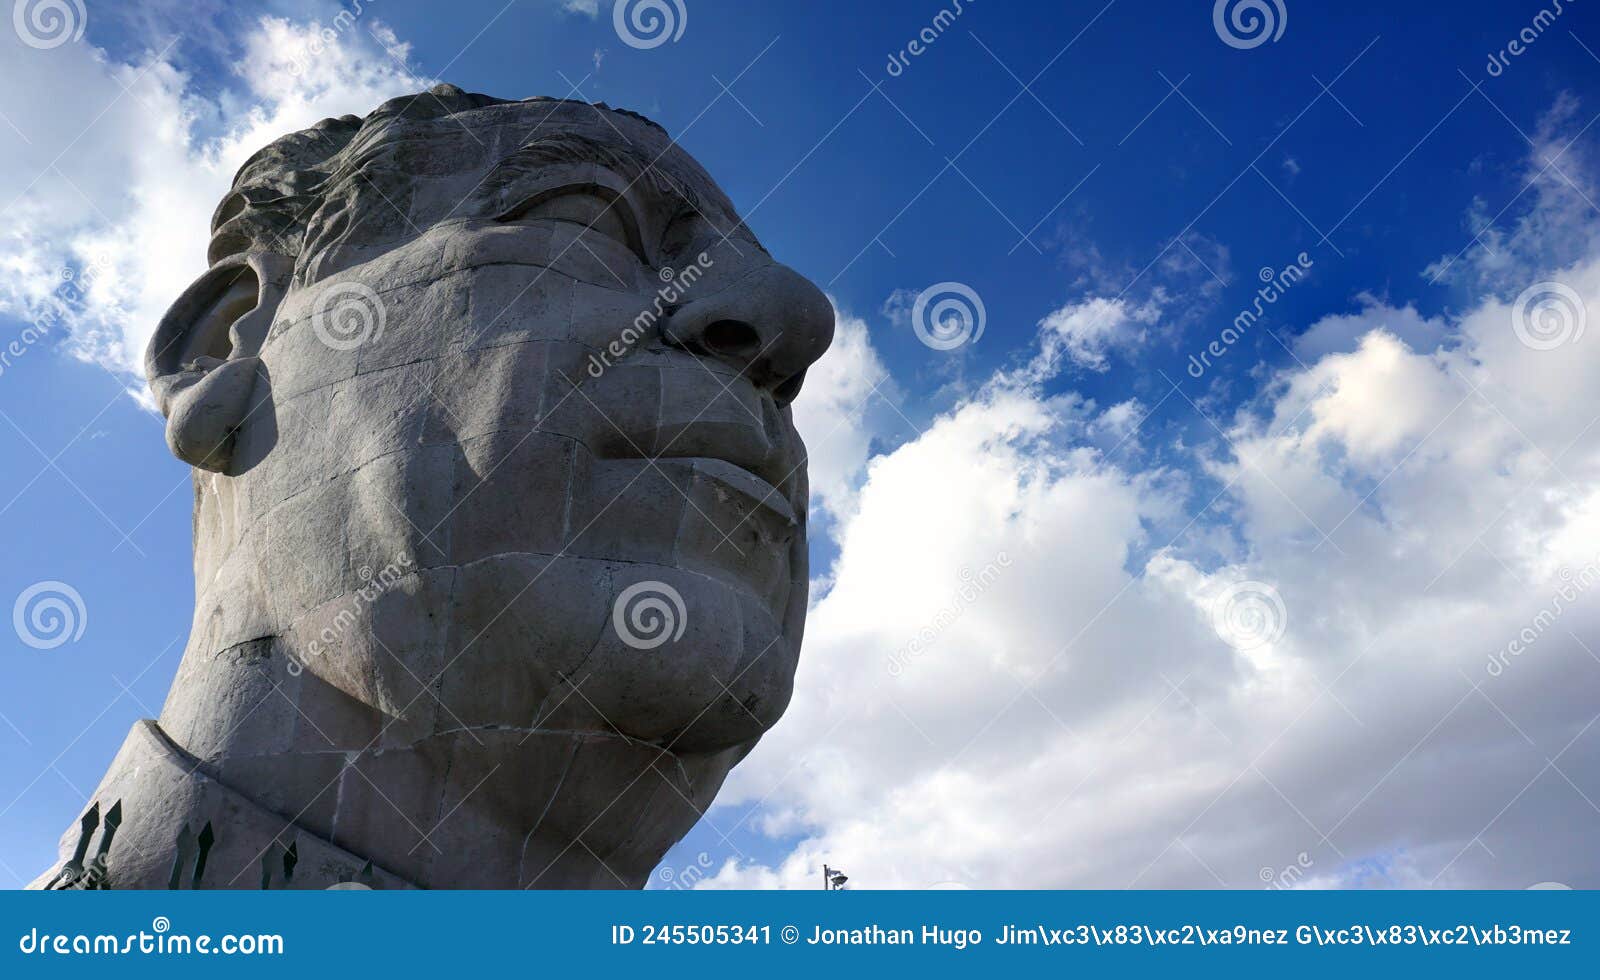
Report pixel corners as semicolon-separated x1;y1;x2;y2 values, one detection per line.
34;85;834;889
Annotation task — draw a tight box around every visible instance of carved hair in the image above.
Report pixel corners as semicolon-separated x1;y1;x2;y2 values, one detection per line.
204;84;684;272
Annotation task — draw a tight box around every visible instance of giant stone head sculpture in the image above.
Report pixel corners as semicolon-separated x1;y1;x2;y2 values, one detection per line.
35;85;833;890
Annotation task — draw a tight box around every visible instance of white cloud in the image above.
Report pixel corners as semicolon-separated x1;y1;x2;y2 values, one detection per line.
791;304;896;526
706;107;1600;890
1424;92;1600;292
1033;295;1158;373
0;9;431;392
1293;293;1447;362
7;7;1596;893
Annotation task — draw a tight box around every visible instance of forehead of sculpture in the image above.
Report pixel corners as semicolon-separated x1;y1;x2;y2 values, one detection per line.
211;91;748;272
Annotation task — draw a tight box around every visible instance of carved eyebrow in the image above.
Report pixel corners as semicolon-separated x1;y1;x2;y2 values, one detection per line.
480;133;704;220
485;135;769;255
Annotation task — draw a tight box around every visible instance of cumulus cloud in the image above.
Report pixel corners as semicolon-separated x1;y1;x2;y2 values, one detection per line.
1033;295;1159;373
1424;92;1600;292
0;7;431;394
790;304;897;526
1293;293;1447;362
705;104;1600;890
7;5;1596;893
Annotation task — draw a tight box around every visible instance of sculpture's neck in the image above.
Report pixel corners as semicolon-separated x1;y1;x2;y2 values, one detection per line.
156;632;731;887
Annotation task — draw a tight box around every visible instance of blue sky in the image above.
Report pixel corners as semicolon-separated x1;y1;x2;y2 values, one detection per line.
3;0;1600;889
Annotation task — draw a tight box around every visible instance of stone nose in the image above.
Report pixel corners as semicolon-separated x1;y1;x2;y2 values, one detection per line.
662;262;835;404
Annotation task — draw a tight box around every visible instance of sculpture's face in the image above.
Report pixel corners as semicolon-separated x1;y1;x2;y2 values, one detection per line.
116;95;836;888
164;102;833;768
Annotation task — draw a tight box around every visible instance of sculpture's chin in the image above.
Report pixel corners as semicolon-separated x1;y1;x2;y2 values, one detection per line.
443;553;798;754
572;567;798;753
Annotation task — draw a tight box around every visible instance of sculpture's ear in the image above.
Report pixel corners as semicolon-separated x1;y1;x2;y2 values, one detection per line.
145;252;292;473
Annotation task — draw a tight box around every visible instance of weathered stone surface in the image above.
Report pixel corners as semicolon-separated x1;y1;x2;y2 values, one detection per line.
36;85;833;889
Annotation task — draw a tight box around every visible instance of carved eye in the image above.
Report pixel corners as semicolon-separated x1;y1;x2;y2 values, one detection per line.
501;189;641;257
